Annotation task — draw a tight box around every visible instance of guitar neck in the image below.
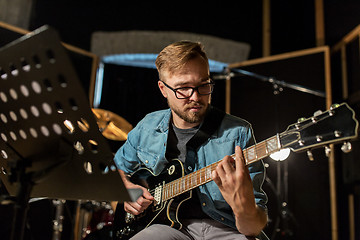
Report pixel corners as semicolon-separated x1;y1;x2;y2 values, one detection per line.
162;134;281;201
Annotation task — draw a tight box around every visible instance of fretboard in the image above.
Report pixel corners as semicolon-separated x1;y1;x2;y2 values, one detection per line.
161;134;281;201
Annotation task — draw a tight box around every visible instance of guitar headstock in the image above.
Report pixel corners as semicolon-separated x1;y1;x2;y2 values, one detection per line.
280;103;359;153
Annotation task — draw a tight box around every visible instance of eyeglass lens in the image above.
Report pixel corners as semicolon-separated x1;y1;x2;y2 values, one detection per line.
176;83;213;99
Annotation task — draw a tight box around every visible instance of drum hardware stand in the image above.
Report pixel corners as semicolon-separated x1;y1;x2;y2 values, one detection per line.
52;199;66;240
214;67;327;239
0;26;141;240
272;91;298;239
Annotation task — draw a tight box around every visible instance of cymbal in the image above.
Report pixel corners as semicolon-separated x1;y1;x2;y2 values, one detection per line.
92;108;132;141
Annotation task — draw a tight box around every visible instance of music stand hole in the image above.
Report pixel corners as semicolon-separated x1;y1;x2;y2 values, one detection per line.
0;92;8;103
1;150;8;159
43;78;53;91
52;123;62;135
58;74;67;88
0;68;7;80
21;58;31;72
9;63;19;76
77;118;89;132
42;102;52;115
40;126;50;137
46;49;56;63
19;129;27;139
69;98;78;111
1;133;7;142
84;161;93;174
30;105;40;117
99;163;108;174
0;114;7;123
64;120;75;134
9;131;17;141
32;55;41;68
31;81;42;94
9;88;18;100
29;128;38;138
74;141;84;155
20;85;30;97
101;166;109;174
19;109;28;119
9;111;18;121
55;102;63;114
88;140;98;154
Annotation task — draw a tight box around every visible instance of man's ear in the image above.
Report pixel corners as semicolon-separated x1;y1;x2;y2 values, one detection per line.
158;80;168;98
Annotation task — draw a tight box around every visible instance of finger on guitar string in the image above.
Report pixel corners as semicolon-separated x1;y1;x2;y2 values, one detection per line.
211;155;232;188
234;145;246;169
222;156;236;173
137;195;153;209
124;200;146;215
211;169;221;187
234;146;251;179
142;188;155;201
215;155;235;181
125;191;154;214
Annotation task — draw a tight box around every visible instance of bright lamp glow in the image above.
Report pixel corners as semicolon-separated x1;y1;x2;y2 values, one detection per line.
270;148;291;161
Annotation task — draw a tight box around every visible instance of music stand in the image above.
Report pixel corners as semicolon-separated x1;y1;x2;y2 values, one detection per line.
0;26;138;240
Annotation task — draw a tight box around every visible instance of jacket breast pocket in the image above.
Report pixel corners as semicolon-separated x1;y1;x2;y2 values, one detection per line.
136;149;158;169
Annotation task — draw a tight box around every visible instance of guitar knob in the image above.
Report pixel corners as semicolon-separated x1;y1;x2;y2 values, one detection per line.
341;142;352;153
124;226;133;235
125;213;135;223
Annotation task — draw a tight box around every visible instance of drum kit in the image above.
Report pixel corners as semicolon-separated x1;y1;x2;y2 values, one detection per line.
79;108;132;240
36;108;132;240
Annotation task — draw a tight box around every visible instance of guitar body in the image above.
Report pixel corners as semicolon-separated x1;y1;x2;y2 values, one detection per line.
113;159;191;240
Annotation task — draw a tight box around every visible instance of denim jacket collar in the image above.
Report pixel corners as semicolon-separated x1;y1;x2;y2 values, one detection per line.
156;108;171;133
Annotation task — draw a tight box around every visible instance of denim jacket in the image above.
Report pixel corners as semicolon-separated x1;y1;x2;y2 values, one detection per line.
114;108;267;232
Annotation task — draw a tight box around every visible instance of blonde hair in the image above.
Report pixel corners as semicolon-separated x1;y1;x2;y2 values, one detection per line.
155;41;209;81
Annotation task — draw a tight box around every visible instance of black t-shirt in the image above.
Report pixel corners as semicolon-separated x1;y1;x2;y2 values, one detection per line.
165;123;210;219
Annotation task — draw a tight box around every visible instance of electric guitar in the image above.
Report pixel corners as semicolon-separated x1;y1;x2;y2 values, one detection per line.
112;103;359;240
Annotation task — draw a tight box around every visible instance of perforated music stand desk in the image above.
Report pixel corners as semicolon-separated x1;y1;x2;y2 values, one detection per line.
0;26;136;203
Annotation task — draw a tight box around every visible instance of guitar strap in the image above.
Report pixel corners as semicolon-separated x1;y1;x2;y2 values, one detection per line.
185;106;226;173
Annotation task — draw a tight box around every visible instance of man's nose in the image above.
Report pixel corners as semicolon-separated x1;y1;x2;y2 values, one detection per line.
189;89;201;101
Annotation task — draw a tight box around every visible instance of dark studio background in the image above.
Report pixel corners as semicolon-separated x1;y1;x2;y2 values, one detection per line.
1;0;360;240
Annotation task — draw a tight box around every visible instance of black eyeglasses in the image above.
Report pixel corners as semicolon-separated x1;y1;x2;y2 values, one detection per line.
160;80;215;99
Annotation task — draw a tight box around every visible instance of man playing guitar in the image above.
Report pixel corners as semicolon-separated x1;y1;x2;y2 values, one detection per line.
113;41;268;240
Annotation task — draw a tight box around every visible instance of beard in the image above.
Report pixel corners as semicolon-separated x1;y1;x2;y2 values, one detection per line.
168;100;210;124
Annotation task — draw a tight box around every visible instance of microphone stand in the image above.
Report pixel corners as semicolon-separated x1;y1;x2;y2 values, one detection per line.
212;67;326;98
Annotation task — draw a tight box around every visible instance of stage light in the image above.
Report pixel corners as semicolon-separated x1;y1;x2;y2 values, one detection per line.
270;148;290;161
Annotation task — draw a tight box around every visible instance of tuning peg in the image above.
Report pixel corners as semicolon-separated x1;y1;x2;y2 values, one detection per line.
341;141;352;153
330;103;340;110
334;131;342;138
313;110;322;117
297;117;306;123
325;146;331;157
307;150;314;161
